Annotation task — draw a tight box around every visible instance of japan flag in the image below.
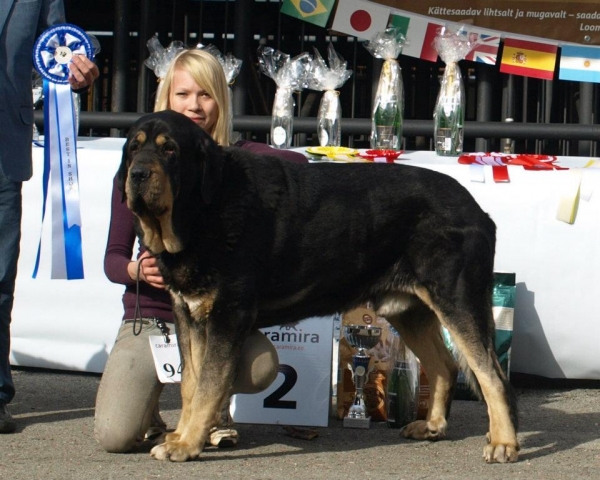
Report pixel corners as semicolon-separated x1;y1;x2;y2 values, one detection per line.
331;0;391;41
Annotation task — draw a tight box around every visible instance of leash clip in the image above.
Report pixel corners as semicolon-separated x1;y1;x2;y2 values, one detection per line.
156;319;171;344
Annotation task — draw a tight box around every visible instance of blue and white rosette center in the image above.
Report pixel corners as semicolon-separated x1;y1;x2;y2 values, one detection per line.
34;24;93;84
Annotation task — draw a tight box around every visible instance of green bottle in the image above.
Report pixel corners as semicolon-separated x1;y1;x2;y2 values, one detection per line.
386;360;417;428
434;61;464;156
371;59;404;150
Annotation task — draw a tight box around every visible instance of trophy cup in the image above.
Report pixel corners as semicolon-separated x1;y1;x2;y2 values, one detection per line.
343;324;382;428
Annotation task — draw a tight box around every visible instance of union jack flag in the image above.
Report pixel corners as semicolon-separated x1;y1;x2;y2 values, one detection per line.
465;34;500;65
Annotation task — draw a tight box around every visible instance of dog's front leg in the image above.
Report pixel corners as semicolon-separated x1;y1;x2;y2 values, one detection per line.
152;297;247;462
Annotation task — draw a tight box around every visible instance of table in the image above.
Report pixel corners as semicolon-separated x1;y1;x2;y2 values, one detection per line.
12;140;600;380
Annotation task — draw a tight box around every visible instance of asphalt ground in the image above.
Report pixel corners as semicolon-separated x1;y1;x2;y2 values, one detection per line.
1;367;599;480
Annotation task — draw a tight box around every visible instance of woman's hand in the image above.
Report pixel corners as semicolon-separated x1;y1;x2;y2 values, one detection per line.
128;251;165;289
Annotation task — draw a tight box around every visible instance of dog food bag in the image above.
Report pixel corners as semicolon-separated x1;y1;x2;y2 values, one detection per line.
428;272;517;402
336;305;396;422
416;362;430;420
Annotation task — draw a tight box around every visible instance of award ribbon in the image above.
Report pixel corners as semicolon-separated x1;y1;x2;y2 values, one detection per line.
32;24;94;279
458;153;567;184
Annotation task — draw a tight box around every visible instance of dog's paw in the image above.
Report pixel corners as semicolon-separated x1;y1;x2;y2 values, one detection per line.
400;419;447;441
483;442;519;463
150;441;201;462
483;434;519;463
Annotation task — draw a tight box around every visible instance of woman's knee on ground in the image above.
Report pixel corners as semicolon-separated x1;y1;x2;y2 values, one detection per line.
94;422;141;453
233;330;279;394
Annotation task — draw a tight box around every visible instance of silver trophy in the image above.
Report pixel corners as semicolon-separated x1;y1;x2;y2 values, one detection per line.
343;324;382;428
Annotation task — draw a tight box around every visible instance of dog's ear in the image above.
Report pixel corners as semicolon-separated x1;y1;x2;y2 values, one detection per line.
196;129;223;204
116;137;131;202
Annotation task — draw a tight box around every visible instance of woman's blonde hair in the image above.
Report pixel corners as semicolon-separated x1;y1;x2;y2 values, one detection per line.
154;48;231;146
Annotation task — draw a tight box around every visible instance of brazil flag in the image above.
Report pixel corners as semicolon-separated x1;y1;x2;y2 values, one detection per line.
281;0;335;28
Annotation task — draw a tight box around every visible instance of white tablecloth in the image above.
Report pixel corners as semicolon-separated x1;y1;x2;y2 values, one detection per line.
11;141;600;379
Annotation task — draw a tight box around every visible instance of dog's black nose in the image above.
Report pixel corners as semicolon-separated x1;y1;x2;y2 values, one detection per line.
129;165;151;183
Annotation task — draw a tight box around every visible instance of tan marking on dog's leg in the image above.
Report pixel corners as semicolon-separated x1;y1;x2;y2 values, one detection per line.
152;293;218;462
448;330;519;463
416;283;519;463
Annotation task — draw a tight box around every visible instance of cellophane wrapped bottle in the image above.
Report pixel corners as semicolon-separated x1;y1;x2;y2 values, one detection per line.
271;87;294;149
317;90;342;146
434;61;465;156
371;59;403;150
386;329;419;428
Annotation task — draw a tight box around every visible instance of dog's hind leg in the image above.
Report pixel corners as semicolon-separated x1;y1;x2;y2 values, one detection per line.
418;277;519;463
439;309;519;463
384;301;458;441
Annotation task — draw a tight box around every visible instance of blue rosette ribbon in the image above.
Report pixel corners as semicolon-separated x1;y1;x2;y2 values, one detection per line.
32;24;94;280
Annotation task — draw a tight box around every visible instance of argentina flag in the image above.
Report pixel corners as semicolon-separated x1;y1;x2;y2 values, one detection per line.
559;44;600;83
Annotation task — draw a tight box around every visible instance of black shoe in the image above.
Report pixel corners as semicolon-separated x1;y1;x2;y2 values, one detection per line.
0;402;16;434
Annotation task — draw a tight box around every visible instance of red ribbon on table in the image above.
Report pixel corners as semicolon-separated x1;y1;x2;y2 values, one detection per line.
459;153;567;169
458;153;568;182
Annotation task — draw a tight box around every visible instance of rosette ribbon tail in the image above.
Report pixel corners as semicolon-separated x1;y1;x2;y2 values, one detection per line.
32;80;84;279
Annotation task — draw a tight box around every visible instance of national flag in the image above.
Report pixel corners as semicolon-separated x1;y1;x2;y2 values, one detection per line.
330;0;391;41
463;30;501;65
559;44;600;83
280;0;335;28
389;11;443;63
500;38;558;80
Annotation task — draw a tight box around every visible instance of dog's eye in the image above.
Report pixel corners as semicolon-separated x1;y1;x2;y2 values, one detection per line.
129;141;140;153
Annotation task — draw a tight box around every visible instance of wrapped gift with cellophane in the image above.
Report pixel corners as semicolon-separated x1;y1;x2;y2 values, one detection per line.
257;46;310;149
432;28;473;156
197;44;242;140
144;35;185;110
364;27;406;151
305;43;352;147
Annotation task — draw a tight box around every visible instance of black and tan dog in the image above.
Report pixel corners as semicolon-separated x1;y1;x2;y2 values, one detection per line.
118;110;519;463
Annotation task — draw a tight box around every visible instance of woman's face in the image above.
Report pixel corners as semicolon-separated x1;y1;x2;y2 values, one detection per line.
169;68;219;134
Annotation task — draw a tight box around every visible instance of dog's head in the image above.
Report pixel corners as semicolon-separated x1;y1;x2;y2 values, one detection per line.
118;110;223;254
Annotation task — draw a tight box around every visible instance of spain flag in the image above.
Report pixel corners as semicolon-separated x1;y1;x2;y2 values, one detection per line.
500;38;558;80
281;0;335;28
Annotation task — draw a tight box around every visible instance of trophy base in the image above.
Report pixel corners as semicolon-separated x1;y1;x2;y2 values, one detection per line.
343;416;371;429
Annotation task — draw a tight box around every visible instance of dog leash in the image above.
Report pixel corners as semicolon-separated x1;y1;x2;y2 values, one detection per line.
133;256;171;343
